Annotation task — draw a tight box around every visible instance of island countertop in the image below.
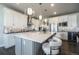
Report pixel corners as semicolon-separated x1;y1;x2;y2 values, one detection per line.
14;32;56;43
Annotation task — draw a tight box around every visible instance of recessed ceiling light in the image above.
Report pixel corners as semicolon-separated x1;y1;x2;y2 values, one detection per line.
50;4;54;7
54;12;56;14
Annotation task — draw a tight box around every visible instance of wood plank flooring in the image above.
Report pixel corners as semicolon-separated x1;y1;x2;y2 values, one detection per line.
0;40;79;55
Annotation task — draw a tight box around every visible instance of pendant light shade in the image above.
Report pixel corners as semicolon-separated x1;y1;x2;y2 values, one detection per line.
44;19;47;23
27;8;33;15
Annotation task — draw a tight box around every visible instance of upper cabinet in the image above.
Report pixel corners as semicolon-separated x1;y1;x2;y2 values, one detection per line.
68;14;77;27
4;8;14;27
13;10;27;28
55;13;79;28
4;7;27;28
58;15;68;23
48;17;59;24
48;13;79;32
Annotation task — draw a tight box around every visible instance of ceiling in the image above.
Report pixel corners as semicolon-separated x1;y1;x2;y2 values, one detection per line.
1;3;79;19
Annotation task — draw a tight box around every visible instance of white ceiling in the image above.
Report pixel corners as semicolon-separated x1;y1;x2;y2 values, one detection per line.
1;3;79;18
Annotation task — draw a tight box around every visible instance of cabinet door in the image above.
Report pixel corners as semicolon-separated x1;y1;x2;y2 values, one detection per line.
32;42;41;55
60;32;68;40
15;37;22;55
22;39;41;55
0;35;4;47
8;35;15;47
4;35;15;48
22;39;33;55
62;32;68;40
13;11;27;28
4;8;14;26
58;16;63;23
63;15;68;22
13;11;21;28
68;14;77;27
4;8;27;28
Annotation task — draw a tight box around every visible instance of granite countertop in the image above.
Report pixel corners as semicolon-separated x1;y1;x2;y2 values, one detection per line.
14;32;55;43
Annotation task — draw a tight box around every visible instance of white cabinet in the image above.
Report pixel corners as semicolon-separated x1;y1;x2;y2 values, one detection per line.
0;35;4;47
58;13;78;27
58;32;68;40
61;32;68;40
0;5;5;47
3;34;15;48
15;37;41;55
4;7;27;28
22;39;33;55
68;14;77;27
15;37;22;55
58;16;64;23
13;11;27;28
3;7;28;48
58;15;68;23
49;17;59;24
4;8;14;26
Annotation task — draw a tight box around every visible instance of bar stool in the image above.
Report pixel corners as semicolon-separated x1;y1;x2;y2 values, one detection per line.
55;33;61;39
42;37;62;55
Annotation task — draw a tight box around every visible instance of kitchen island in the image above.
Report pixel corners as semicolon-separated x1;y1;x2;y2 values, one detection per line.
14;32;55;55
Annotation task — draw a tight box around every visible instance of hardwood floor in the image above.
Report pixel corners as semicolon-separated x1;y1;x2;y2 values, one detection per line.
60;40;79;55
0;40;79;55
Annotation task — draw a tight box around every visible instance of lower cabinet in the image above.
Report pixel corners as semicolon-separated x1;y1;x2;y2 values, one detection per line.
22;39;33;55
61;32;68;40
4;34;15;48
15;37;42;55
15;36;22;55
58;32;68;40
0;35;4;47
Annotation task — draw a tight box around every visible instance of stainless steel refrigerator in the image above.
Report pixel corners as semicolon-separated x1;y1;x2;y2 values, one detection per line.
50;23;58;32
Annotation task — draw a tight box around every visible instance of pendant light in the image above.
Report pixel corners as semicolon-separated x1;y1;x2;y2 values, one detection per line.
27;8;33;27
39;15;42;20
27;8;33;15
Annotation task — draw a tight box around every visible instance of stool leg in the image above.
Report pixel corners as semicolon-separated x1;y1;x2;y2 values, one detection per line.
50;46;52;55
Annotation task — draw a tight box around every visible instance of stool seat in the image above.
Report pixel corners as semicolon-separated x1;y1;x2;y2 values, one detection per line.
49;37;62;47
42;37;62;55
42;43;50;55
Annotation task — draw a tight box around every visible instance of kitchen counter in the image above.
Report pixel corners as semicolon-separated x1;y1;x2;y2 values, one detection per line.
14;32;55;43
